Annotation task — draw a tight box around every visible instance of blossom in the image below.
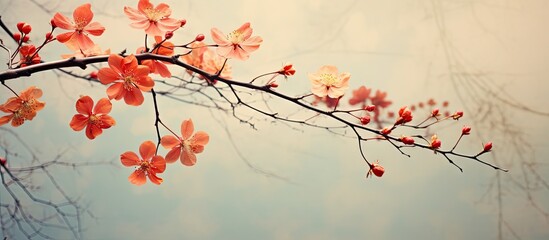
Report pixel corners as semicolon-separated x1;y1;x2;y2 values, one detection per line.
400;136;415;145
0;86;45;127
124;0;181;37
120;141;166;185
69;96;116;140
309;65;350;98
348;86;371;106
395;106;413;125
138;36;174;78
370;90;392;109
19;45;41;67
430;134;441;149
278;63;296;76
210;22;263;60
52;3;105;51
367;160;385;178
97;54;154;106
161;119;209;166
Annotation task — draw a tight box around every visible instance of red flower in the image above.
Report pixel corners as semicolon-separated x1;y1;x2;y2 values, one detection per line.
97;54;154;106
52;3;105;50
430;134;441;149
69;96;116;140
121;141;166;185
19;45;41;67
0;86;45;127
396;106;413;125
370;90;392;109
278;63;296;76
161;119;210;166
348;86;371;106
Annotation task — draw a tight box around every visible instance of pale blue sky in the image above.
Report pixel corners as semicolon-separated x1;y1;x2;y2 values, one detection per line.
1;0;548;239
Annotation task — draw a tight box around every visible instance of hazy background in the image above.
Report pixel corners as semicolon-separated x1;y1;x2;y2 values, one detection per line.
1;0;548;239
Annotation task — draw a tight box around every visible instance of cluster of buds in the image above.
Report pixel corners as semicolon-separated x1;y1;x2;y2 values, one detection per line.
395;106;412;125
13;21;32;43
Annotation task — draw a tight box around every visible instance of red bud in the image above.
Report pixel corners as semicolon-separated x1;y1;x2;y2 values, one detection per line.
22;35;30;42
50;19;57;28
13;32;21;42
22;24;32;34
89;71;98;79
364;105;376;112
45;32;53;41
483;142;492;152
180;19;187;27
16;22;25;32
360;116;370;125
165;31;173;39
195;34;205;42
400;136;415;145
462;126;471;135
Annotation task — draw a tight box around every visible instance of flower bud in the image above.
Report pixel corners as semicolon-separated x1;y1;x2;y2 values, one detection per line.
195;34;205;42
462;126;471;135
22;24;32;34
0;157;6;166
165;31;173;39
431;108;439;117
45;32;53;41
269;82;278;88
369;162;385;177
50;19;57;28
180;19;187;27
360;116;370;125
89;71;98;79
380;127;392;135
452;111;464;120
16;22;25;32
13;32;21;42
400;136;415;145
364;105;376;112
483;142;492;152
430;134;441;149
22;35;30;42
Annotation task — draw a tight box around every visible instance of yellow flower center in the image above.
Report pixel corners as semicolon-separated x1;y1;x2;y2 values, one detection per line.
320;73;338;86
123;76;136;90
74;17;87;31
89;115;99;125
139;160;150;171
227;30;244;44
143;8;164;22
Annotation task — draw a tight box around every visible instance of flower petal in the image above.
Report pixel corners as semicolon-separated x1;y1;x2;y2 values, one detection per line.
181;119;194;140
52;13;75;30
73;3;93;27
69;114;88;131
128;169;147;185
98;68;120;84
75;95;93;115
120;151;140;166
139;140;156;161
164;147;181;163
85;123;102;139
192;131;209;146
161;135;180;149
98;115;116;129
84;22;105;36
106;83;125;100
107;54;125;75
124;87;144;106
94;98;112;114
180;146;197;166
210;28;230;45
150;155;166;173
147;171;163;185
